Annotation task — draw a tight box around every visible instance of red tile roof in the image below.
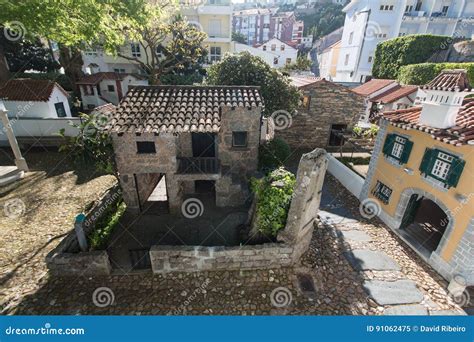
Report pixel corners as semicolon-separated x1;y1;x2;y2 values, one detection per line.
382;99;474;146
352;79;396;97
290;76;323;88
371;85;418;104
0;78;69;102
77;72;145;85
110;85;264;134
421;69;472;92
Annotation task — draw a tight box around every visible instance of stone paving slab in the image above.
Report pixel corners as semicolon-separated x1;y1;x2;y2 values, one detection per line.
363;280;424;305
384;304;428;315
429;310;466;316
339;230;372;242
344;250;400;271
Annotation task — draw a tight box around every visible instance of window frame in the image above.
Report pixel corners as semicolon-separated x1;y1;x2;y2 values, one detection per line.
232;131;248;148
131;43;141;58
107;85;115;92
54;102;67;118
136;141;156;154
372;180;392;204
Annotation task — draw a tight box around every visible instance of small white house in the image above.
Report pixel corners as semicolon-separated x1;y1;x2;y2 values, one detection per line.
77;72;148;110
253;38;298;69
0;79;71;118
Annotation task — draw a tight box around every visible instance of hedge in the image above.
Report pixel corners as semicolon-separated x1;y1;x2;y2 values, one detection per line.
372;34;449;80
258;138;291;172
398;62;474;85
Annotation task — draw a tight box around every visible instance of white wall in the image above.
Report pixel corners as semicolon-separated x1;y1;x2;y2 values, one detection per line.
327;154;364;199
3;86;71;119
233;41;298;68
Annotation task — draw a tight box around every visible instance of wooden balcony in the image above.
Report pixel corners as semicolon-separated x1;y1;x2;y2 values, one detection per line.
177;157;220;174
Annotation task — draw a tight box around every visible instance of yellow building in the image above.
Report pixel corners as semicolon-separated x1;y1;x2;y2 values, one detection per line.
318;40;341;80
361;69;474;287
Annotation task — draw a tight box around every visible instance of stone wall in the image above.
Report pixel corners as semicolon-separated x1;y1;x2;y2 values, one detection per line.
275;80;365;150
150;244;293;273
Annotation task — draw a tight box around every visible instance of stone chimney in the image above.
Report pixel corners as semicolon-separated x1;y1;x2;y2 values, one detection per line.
418;69;473;129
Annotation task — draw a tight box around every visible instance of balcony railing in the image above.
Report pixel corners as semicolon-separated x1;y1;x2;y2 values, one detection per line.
177;157;220;174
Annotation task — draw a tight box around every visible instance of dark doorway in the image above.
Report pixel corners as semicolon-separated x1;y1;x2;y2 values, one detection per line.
194;180;216;204
399;195;448;256
192;133;216;157
328;124;347;146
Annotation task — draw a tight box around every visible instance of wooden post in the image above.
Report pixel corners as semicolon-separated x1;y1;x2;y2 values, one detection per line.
75;213;88;252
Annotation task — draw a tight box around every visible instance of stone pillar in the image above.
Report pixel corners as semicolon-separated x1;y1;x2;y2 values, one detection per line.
119;173;140;214
0;109;29;171
166;175;183;215
278;148;328;262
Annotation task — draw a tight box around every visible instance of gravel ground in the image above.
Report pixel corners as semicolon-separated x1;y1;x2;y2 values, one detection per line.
0;149;466;315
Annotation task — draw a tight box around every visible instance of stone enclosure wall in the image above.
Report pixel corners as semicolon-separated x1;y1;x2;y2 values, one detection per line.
46;185;121;275
276;80;365;150
150;149;328;273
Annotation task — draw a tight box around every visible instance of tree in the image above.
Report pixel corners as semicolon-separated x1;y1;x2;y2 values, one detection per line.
282;56;312;73
206;52;300;116
298;3;345;40
116;14;207;84
232;31;247;44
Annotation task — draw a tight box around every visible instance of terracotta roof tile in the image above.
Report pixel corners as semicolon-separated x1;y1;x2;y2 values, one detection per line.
371;85;418;104
290;76;323;88
110;85;263;134
382;99;474;146
421;69;472;92
0;78;69;102
352;79;396;97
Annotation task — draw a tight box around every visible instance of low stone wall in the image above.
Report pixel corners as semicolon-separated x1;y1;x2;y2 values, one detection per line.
327;155;364;199
46;185;120;276
150;244;293;273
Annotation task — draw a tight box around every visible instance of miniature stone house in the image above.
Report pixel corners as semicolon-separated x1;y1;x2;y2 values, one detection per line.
108;85;264;214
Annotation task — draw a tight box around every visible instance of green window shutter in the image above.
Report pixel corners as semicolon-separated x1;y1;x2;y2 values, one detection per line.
446;157;465;188
382;134;395;156
419;148;434;175
399;140;413;164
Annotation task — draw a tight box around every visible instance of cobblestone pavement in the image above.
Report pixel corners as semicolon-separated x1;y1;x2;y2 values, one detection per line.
0;149;116;314
1;153;466;315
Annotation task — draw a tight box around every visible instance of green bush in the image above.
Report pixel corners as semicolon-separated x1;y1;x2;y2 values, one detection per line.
398;62;474;85
258;138;291;171
89;200;126;250
372;34;449;79
251;168;296;237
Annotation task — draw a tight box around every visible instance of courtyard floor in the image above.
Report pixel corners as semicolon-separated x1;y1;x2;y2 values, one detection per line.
0;147;469;315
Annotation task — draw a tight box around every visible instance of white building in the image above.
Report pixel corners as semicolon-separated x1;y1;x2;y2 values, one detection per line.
77;72;148;110
0;79;71;118
252;38;298;68
335;0;474;83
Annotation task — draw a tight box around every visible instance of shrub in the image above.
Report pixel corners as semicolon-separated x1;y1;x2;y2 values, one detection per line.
89;200;126;250
251;168;296;237
258;138;291;171
372;34;449;79
398;62;474;85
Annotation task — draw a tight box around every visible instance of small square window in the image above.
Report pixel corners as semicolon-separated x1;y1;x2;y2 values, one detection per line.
302;95;311;109
136;141;156;154
372;180;392;204
107;85;115;92
232;132;248;147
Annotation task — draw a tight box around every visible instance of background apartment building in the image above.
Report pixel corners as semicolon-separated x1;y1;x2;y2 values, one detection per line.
334;0;474;83
82;0;233;74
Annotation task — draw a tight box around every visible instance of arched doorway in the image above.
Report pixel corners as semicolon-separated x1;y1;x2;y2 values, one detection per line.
399;194;449;257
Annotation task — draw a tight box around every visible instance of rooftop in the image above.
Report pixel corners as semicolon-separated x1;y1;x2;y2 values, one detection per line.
110;85;263;134
290;76;323;88
371;85;418;104
421;69;472;92
77;72;145;85
0;79;69;102
382;99;474;146
352;79;396;97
